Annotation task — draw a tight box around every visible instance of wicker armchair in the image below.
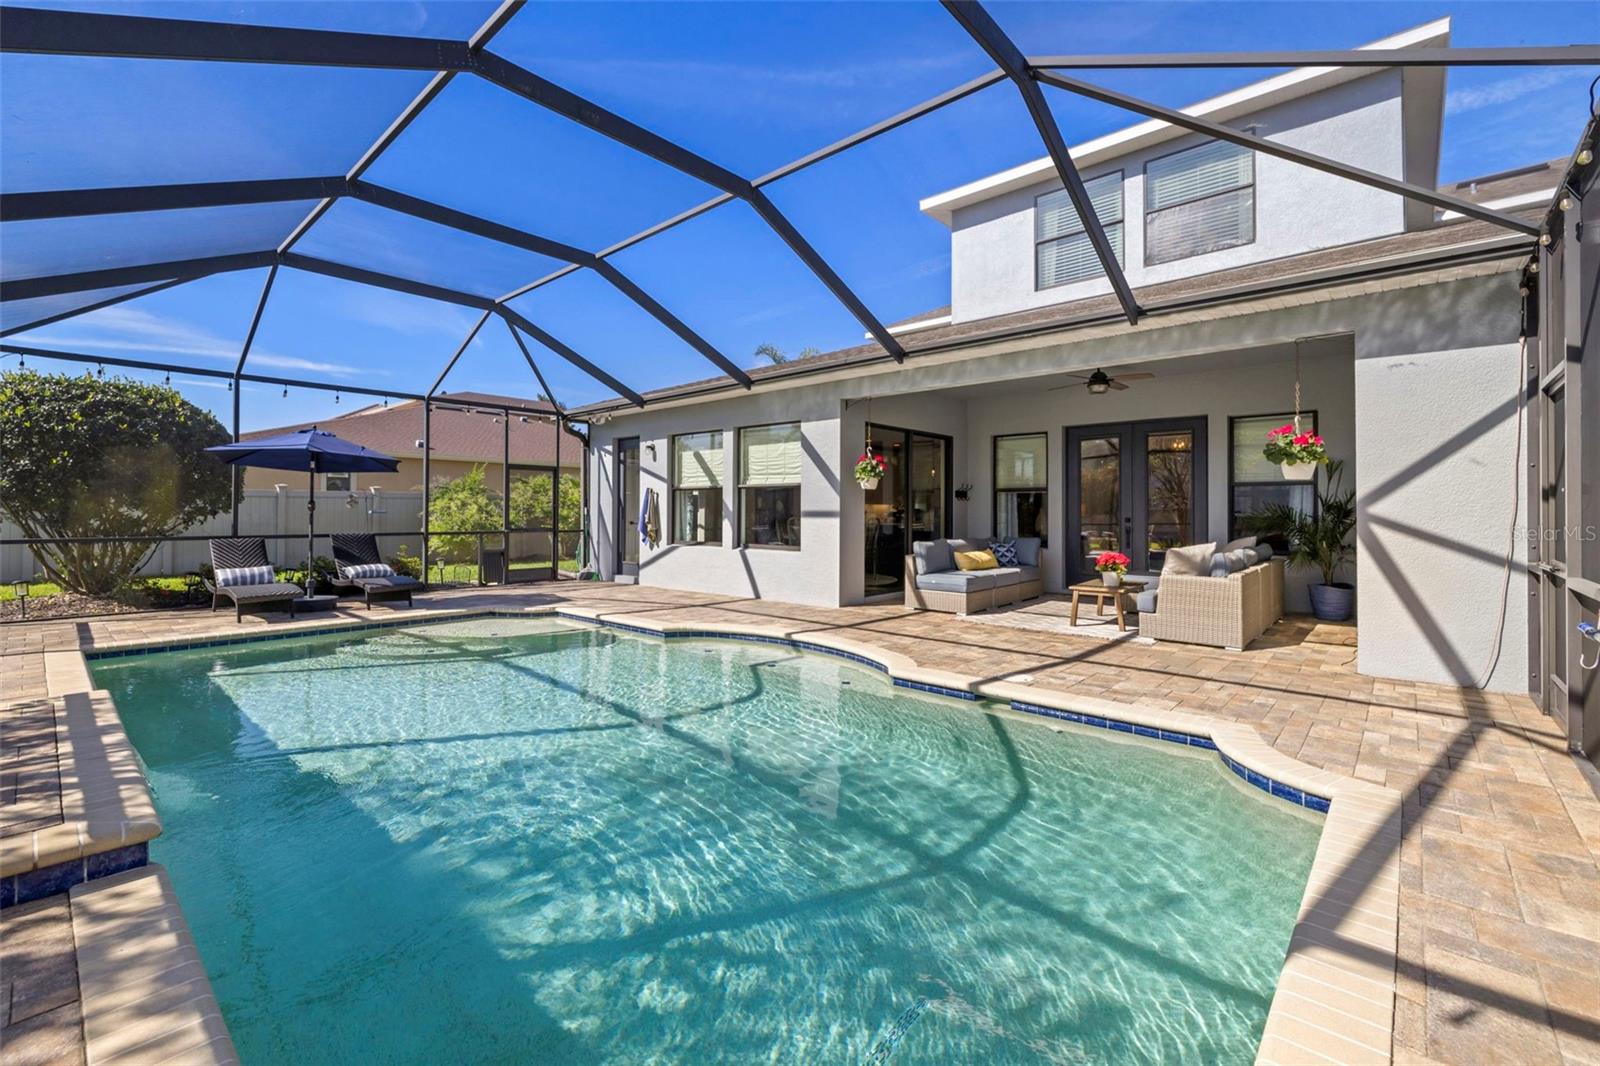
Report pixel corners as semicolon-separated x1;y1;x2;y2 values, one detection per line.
1139;558;1286;650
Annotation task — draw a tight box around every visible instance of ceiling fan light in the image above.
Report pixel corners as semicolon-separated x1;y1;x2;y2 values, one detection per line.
1086;369;1112;395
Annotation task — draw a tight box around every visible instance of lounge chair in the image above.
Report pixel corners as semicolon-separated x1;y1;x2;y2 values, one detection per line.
329;533;423;609
206;538;304;622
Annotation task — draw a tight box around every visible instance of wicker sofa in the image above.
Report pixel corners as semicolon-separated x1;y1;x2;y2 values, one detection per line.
904;537;1045;614
1137;554;1286;650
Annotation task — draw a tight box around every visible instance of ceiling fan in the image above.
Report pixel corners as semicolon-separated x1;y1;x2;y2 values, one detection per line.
1048;368;1155;394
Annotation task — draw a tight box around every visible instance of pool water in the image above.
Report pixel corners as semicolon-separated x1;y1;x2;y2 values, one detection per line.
96;617;1320;1065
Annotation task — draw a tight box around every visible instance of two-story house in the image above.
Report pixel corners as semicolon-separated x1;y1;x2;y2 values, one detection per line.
575;17;1555;698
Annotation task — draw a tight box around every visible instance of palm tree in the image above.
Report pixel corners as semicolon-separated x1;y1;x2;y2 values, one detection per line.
1243;459;1355;589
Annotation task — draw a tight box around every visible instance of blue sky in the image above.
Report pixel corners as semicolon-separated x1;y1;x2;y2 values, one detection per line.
2;0;1595;427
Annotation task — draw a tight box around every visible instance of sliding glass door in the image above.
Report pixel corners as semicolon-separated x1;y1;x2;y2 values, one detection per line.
1065;418;1206;582
864;425;950;596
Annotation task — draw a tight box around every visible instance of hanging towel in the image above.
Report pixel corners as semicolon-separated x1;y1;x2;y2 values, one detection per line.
645;488;662;549
638;489;651;545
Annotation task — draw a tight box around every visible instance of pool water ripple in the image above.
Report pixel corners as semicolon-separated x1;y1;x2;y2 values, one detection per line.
96;618;1320;1065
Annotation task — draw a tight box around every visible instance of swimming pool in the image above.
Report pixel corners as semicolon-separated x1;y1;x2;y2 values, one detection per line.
96;617;1321;1064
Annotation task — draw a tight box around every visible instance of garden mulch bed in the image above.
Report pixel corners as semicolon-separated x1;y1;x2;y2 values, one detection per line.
0;593;179;623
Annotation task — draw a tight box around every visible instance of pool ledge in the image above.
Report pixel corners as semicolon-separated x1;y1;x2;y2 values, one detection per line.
0;685;162;908
551;606;1403;1066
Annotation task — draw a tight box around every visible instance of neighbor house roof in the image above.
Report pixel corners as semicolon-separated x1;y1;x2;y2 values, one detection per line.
571;197;1540;417
918;18;1452;225
243;391;583;468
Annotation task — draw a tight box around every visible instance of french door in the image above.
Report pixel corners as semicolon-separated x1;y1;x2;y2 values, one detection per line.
1065;418;1207;583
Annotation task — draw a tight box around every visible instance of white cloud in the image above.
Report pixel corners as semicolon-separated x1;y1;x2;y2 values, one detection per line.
19;306;367;377
1446;70;1571;115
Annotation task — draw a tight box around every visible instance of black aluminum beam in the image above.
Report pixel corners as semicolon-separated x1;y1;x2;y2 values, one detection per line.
1035;70;1542;237
503;317;564;415
349;183;749;385
0;276;189;337
0;176;344;222
279;252;493;309
471;49;907;361
498;306;645;408
429;310;493;396
940;0;1141;324
0;5;472;69
1029;46;1600;69
0;250;275;302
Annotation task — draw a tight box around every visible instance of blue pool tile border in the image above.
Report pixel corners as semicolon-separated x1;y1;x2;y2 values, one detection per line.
1010;699;1331;813
1;842;148;910
82;608;1328;815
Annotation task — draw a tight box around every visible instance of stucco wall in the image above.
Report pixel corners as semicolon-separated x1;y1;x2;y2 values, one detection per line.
949;70;1407;323
1355;339;1529;692
963;343;1356;612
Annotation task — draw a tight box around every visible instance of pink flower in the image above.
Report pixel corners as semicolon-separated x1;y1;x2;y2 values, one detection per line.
1293;433;1311;446
1313;435;1323;445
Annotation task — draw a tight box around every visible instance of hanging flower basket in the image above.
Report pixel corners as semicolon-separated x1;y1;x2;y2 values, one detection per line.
854;452;887;490
1263;424;1328;481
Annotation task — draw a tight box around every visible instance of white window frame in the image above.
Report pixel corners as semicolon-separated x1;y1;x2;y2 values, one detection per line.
670;430;724;546
324;472;354;492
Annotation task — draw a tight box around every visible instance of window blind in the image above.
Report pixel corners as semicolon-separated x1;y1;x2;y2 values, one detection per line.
1231;415;1284;482
740;423;802;486
1038;224;1124;287
995;434;1047;489
1146;186;1254;265
674;431;723;489
1036;172;1123;241
1146;139;1253;212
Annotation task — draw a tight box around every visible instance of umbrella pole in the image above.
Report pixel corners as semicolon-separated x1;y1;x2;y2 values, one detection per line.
307;460;316;594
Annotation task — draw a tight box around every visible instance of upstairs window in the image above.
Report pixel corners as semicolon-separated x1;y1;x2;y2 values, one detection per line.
1145;139;1255;265
1035;171;1124;289
671;431;723;545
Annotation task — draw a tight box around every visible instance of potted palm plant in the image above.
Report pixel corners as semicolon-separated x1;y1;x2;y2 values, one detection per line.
1245;459;1356;621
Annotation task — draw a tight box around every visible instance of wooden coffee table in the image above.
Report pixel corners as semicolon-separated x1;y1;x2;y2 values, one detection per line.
1067;579;1149;631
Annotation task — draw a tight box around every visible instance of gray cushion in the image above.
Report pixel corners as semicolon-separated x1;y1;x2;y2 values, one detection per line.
946;538;981;556
1227;549;1252;572
916;570;999;593
913;539;954;575
1240;547;1262;567
1162;542;1217;576
1014;565;1041;585
1013;537;1041;566
1134;589;1159;613
1224;535;1257;550
1208;553;1232;578
1253;542;1274;561
989;567;1023;588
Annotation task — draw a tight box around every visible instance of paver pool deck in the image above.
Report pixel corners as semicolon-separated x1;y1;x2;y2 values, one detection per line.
2;582;1596;1065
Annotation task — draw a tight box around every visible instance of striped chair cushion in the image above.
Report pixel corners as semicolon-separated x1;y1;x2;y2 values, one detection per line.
342;563;394;579
215;565;275;587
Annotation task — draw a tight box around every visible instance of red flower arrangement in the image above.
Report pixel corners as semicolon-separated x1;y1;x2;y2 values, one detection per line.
1262;423;1329;467
853;452;887;483
1094;551;1131;575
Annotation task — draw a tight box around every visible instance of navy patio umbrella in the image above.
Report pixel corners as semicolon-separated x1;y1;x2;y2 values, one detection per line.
207;428;400;584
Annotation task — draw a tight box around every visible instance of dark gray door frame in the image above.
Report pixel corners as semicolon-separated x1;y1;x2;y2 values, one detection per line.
1064;416;1209;583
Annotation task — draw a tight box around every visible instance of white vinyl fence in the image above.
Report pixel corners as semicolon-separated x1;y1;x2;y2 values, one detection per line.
2;488;427;583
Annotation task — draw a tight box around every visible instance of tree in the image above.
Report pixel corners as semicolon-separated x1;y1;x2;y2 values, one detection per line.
425;466;503;562
753;343;823;366
0;370;233;595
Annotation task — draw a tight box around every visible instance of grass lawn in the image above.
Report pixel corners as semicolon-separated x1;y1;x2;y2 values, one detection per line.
0;576;196;601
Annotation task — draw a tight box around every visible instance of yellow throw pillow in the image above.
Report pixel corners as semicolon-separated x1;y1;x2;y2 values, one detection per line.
953;549;999;571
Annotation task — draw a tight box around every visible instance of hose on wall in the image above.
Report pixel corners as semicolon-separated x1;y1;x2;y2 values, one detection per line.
1475;334;1528;690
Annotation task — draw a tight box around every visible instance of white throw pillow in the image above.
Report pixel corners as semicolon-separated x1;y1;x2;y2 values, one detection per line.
1162;542;1218;576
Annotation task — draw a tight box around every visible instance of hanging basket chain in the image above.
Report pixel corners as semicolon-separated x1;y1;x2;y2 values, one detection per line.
1292;340;1302;435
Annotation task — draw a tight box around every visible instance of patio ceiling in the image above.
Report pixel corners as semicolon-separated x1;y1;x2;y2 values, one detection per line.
0;0;1593;414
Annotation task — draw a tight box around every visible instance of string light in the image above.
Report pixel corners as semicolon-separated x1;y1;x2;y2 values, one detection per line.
96;363;104;378
163;371;171;386
282;385;288;398
334;390;340;405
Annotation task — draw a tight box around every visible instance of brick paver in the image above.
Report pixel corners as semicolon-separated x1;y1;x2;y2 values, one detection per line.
2;583;1596;1064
